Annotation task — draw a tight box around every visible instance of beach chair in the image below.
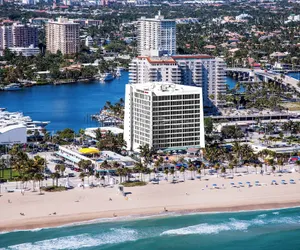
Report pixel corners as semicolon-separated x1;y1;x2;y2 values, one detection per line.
246;181;251;187
281;180;287;185
230;182;237;188
271;180;278;185
255;181;261;186
238;182;244;187
289;179;296;184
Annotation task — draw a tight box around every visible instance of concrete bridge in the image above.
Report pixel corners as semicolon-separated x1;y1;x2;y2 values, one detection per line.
226;68;300;93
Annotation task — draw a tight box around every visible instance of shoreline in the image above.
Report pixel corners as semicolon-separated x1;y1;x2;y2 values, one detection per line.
1;201;300;233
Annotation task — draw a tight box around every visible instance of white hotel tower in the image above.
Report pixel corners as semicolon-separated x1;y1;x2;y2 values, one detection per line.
137;11;176;57
124;82;205;151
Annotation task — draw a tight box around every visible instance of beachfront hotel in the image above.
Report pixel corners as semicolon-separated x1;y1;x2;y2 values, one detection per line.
129;55;226;107
124;82;205;151
137;12;176;57
46;17;80;55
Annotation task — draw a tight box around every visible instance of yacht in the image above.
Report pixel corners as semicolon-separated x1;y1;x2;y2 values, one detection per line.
100;73;114;82
3;83;22;91
115;67;122;78
0;109;50;133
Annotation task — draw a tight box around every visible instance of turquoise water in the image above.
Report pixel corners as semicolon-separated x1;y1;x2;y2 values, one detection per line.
1;207;300;249
288;72;300;80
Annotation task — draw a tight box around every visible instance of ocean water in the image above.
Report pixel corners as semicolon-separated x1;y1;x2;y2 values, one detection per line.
1;207;300;250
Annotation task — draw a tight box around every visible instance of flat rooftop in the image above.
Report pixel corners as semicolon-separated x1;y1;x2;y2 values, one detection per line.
132;82;202;96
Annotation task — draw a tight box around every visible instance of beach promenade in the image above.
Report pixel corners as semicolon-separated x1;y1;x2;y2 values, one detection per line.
1;172;300;232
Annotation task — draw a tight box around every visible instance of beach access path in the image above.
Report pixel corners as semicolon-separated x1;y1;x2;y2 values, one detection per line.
0;172;300;232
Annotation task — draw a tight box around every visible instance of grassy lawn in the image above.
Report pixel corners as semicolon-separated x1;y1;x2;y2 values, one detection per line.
40;186;68;192
281;102;300;111
0;169;19;180
121;181;147;187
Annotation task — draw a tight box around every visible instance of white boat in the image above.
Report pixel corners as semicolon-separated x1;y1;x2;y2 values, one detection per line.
115;67;122;77
100;73;114;82
3;83;22;91
0;109;50;133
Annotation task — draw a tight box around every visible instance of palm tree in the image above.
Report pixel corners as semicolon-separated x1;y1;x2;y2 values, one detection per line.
254;164;257;174
164;169;169;182
201;163;206;176
94;171;100;184
277;158;284;172
170;168;175;181
34;173;44;194
197;168;201;178
94;128;102;142
295;160;300;173
55;164;65;177
79;172;85;186
134;161;143;181
180;167;185;181
214;163;220;177
228;163;234;174
189;166;196;179
116;168;123;183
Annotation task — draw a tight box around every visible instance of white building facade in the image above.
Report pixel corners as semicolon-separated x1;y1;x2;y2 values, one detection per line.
46;18;80;55
0;124;27;145
137;12;176;57
129;55;226;107
0;26;13;51
124;82;205;151
9;45;39;57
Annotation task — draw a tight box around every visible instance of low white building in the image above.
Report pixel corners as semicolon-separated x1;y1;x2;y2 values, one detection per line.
85;127;124;139
124;82;205;151
9;45;40;57
0;124;27;145
85;36;93;47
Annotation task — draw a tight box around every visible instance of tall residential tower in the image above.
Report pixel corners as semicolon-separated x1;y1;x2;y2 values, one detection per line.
46;17;79;55
129;55;226;107
137;12;176;57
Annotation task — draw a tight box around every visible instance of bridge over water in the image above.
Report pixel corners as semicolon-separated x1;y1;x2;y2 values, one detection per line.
226;68;300;93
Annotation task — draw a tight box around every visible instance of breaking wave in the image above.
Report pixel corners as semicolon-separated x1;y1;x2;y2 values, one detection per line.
161;214;300;236
4;228;138;250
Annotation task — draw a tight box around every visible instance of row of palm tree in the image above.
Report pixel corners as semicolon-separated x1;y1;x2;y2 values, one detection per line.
9;146;45;192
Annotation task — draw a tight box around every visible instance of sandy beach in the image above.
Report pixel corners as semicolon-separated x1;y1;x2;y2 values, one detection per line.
1;172;300;232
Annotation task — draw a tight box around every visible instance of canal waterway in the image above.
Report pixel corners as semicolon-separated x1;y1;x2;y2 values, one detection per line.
0;72;299;132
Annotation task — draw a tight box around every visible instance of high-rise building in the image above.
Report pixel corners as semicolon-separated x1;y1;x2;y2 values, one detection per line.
124;82;205;151
12;24;38;47
46;17;80;55
22;0;35;4
137;12;176;57
0;26;13;51
129;55;226;107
